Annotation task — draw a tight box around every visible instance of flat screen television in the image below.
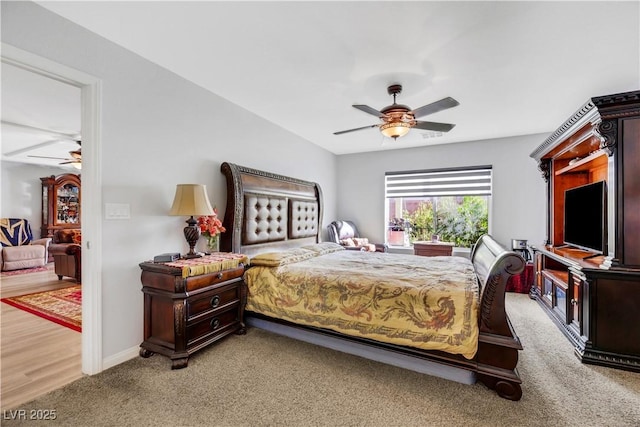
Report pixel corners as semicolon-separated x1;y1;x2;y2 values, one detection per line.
563;180;607;253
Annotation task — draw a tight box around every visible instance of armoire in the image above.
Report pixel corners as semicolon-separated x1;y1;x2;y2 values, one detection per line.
40;173;81;238
530;90;640;372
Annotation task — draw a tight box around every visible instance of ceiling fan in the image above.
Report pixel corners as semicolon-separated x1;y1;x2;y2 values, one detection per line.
334;84;459;140
28;140;82;169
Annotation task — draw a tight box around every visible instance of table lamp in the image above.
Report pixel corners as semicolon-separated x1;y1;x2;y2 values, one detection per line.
169;184;214;258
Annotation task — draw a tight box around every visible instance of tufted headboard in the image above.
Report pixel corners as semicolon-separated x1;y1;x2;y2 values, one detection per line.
220;162;323;257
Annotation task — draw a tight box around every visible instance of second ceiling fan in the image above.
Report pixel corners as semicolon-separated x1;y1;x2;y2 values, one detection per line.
28;139;82;169
334;84;459;140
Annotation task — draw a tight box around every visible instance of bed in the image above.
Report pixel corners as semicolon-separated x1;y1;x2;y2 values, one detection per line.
219;162;525;400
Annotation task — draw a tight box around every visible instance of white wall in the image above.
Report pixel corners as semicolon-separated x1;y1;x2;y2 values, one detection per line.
335;134;548;250
2;2;337;361
1;161;72;235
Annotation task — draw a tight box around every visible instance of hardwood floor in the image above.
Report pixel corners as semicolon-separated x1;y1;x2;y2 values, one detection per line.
0;264;82;410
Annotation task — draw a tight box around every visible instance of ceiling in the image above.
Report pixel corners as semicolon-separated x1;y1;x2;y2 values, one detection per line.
4;2;638;162
1;61;81;169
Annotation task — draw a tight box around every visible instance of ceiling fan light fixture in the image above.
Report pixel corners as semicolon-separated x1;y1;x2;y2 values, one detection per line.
380;122;411;139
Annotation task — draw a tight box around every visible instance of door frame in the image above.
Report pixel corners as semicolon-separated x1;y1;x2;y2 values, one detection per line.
2;43;103;374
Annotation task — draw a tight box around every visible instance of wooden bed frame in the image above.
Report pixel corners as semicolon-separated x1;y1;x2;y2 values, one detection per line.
220;162;526;400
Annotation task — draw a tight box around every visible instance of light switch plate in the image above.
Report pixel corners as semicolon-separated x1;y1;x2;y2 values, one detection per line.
105;203;130;219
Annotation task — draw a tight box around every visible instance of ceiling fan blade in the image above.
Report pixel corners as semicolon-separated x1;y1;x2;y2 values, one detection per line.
411;97;459;118
413;121;456;133
28;155;72;161
353;105;383;117
333;124;379;135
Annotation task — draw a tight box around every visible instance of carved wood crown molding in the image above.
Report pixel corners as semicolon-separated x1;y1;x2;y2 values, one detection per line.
530;90;640;161
597;120;618;156
530;99;600;160
538;158;551;183
593;91;640;109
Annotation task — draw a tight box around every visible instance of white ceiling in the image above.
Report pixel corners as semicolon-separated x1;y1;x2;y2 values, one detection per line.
1;61;81;169
6;1;639;159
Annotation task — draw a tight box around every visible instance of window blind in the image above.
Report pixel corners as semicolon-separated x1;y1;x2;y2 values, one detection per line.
385;167;492;198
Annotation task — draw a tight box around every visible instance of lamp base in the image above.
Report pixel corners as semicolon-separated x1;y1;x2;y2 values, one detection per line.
182;252;204;259
183;216;202;259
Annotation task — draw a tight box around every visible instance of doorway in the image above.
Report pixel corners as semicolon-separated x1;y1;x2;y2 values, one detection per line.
1;44;103;379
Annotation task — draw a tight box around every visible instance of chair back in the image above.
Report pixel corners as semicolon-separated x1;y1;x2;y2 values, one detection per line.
327;220;361;243
0;218;34;247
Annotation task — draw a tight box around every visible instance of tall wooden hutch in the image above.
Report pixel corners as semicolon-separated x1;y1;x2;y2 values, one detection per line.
530;90;640;372
40;173;81;238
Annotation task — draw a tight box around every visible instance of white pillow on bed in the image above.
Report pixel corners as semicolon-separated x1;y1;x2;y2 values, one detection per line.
302;242;345;255
250;248;317;267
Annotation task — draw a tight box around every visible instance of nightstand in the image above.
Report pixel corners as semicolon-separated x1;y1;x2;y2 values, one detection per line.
413;241;454;257
138;253;248;369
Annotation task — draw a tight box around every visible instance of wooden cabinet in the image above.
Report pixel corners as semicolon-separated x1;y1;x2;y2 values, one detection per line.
413;241;454;257
530;90;640;372
40;174;81;238
138;262;247;369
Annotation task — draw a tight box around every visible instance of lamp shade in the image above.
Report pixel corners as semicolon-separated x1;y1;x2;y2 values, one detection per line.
169;184;214;216
380;122;411;139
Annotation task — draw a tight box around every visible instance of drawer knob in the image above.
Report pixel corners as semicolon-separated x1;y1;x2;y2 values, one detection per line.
217;272;223;279
210;318;220;330
210;295;221;308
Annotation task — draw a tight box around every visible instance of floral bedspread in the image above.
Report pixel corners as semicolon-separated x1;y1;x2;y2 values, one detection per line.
244;249;480;359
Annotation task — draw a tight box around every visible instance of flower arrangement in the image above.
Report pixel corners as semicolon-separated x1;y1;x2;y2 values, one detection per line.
197;209;226;251
388;217;413;232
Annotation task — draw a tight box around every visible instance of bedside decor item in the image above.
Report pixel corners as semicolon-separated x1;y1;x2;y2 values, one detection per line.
153;252;180;263
169;184;214;259
197;208;226;253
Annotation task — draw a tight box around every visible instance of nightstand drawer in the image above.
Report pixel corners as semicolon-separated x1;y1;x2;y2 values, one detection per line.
187;283;241;320
185;266;245;292
186;306;240;346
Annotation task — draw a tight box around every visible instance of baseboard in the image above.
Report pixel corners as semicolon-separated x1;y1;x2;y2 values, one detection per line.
102;345;139;370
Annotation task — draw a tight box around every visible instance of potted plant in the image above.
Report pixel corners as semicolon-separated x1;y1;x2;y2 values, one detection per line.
387;218;412;246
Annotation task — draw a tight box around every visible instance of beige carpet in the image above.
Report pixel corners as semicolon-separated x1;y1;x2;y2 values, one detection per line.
3;293;639;426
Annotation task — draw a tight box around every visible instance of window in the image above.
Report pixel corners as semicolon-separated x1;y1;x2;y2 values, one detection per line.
385;166;492;248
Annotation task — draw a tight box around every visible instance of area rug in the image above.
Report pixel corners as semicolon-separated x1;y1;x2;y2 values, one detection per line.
1;285;81;332
0;265;51;277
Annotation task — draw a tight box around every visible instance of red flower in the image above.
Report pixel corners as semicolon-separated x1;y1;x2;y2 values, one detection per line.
197;209;226;237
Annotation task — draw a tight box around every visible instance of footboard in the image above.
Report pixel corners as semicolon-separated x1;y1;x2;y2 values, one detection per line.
471;234;526;400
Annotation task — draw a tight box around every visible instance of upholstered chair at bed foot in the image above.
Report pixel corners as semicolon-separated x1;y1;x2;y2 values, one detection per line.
327;220;387;252
0;218;51;271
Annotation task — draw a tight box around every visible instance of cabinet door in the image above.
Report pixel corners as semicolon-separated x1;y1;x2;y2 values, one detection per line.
569;273;582;334
534;252;544;297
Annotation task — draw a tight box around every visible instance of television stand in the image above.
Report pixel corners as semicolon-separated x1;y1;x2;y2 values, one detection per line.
529;90;640;372
531;245;640;372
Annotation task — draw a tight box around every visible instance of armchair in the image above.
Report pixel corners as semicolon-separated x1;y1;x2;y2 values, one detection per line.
0;218;51;271
53;244;81;283
49;229;81;254
327;220;387;253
